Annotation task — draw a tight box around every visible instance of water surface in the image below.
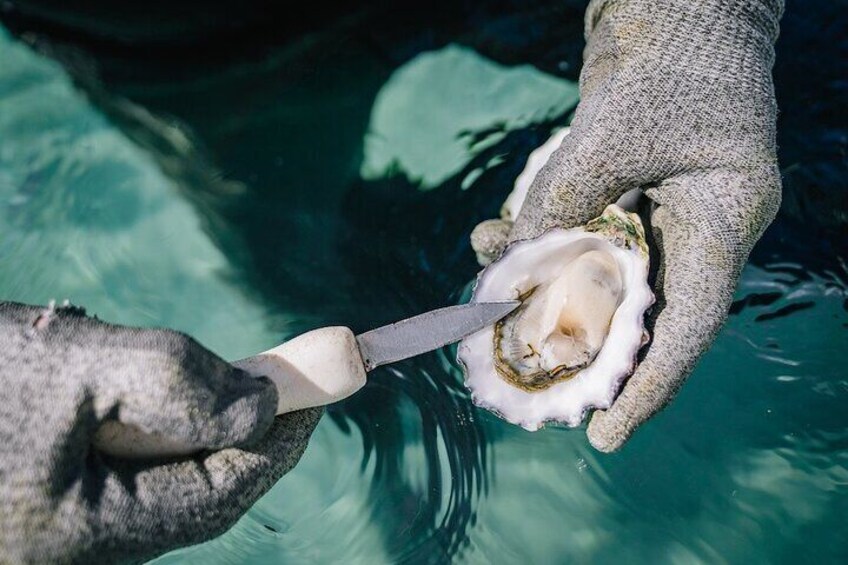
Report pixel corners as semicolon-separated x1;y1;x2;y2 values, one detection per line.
1;2;846;562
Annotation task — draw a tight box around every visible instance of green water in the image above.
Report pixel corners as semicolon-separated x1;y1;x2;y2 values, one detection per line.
1;3;846;563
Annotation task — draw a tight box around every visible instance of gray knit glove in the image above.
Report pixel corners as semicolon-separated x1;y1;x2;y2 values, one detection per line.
0;301;322;564
471;0;783;451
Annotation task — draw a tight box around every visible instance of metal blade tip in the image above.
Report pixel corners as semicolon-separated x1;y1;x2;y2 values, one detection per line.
355;300;521;371
474;300;521;321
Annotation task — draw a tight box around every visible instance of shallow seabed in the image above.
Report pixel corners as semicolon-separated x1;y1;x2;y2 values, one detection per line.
1;1;846;563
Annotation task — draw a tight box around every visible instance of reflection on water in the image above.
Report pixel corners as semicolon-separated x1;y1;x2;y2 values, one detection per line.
0;26;275;360
360;44;577;190
1;1;846;562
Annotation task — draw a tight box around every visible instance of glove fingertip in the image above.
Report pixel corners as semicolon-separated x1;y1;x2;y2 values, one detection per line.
586;409;630;453
470;219;512;266
250;408;324;463
200;409;324;507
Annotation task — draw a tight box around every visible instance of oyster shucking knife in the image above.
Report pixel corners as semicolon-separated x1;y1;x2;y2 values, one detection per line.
95;301;520;458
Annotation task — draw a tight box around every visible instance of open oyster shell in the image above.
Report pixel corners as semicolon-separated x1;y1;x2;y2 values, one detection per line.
458;205;653;430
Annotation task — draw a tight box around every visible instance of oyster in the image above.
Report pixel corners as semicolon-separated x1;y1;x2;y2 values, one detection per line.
458;205;653;430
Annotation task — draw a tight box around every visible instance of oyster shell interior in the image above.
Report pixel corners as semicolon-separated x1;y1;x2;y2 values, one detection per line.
459;205;654;430
494;249;623;392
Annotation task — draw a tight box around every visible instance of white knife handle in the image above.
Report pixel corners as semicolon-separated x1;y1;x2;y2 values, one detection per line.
93;326;367;459
233;326;367;414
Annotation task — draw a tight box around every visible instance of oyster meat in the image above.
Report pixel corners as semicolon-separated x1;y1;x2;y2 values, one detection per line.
458;205;653;430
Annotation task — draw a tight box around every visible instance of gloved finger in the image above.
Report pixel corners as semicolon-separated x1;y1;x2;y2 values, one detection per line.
470;219;513;266
84;409;324;563
510;128;637;242
87;323;279;451
585;166;779;452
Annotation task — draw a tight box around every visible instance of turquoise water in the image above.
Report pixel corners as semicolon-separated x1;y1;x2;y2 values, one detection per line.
1;2;846;563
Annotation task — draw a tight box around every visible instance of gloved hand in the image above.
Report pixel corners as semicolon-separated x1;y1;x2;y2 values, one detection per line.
0;301;322;564
471;0;783;451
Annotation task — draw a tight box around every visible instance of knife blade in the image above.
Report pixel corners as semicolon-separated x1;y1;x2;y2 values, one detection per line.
356;301;520;371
